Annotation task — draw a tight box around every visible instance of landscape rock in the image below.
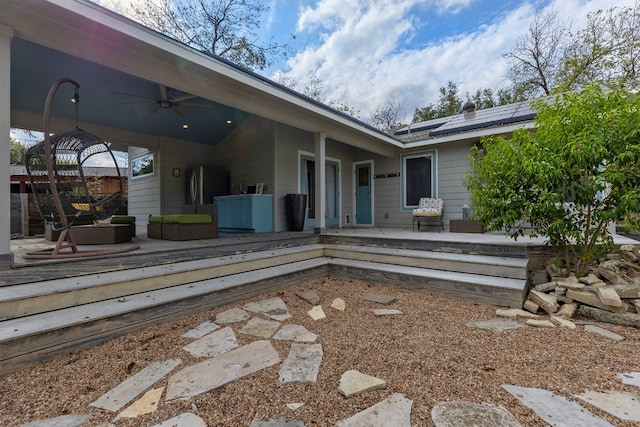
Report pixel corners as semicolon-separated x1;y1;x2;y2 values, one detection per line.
579;274;602;285
362;293;396;305
575;390;640;421
566;289;627;313
596;286;623;307
527;290;558;314
151;413;206;427
215;307;250;324
114;387;163;420
181;321;220;339
496;308;538;319
372;309;403;316
584;324;625;342
555;302;578;319
272;324;317;342
296;290;320;305
243;297;292;321
238;318;281;339
335;393;412;427
526;319;556;328
533;282;556;292
550;316;576;329
279;343;323;384
579;305;640;328
330;298;346;311
466;320;523;332
618;372;640;388
19;414;92;427
307;305;326;320
249;418;305;427
183;326;238;357
522;300;539;314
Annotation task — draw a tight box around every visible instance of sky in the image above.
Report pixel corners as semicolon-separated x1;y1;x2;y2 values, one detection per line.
95;0;636;124
11;0;636;165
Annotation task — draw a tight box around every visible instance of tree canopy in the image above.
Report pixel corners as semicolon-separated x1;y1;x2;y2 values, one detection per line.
464;84;640;273
129;0;288;71
10;138;26;165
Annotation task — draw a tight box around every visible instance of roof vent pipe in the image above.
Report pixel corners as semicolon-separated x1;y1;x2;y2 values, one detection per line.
461;101;476;113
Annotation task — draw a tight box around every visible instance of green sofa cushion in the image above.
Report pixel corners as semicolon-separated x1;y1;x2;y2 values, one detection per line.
110;215;136;224
148;215;164;224
161;214;212;224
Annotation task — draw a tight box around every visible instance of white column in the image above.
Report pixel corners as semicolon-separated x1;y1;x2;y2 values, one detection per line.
314;132;326;233
0;24;13;268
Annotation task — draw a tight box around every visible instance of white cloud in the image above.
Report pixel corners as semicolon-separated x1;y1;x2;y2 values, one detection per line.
278;0;636;123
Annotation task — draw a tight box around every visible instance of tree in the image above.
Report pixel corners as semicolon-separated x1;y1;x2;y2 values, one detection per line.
10;137;26;165
370;96;405;130
503;9;568;98
464;84;640;274
412;81;462;122
129;0;288;71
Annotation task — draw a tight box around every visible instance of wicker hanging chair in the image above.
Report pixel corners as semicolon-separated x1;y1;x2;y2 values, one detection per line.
23;78;138;259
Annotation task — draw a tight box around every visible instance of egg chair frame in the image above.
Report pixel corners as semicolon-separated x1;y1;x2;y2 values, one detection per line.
23;78;138;259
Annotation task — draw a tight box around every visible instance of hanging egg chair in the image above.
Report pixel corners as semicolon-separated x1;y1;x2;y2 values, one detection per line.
23;77;138;259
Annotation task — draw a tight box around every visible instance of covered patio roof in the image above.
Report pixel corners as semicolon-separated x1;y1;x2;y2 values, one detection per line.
1;0;400;156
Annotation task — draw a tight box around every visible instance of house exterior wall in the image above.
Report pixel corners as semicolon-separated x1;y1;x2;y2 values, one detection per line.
369;140;474;229
128;146;161;232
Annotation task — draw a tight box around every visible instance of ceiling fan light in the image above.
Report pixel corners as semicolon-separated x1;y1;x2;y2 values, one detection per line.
226;119;232;124
182;123;189;129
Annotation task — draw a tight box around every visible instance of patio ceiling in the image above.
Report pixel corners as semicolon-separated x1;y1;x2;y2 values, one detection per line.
1;0;399;157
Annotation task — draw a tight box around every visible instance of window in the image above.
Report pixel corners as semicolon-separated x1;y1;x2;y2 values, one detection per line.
402;150;437;210
130;152;155;179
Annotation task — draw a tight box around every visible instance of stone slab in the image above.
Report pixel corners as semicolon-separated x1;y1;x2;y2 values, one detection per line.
431;401;522;427
336;393;412;427
576;390;640;421
215;307;250;324
619;372;640;388
526;319;555;328
286;403;305;410
182;321;220;338
584;324;625;342
272;324;317;342
495;308;538;319
91;358;182;412
249;418;305;427
331;298;346;311
338;370;386;398
372;309;402;316
296;290;320;305
362;293;396;305
239;317;281;338
183;326;238;357
244;297;292;321
307;305;326;320
166;340;279;401
279;343;323;384
502;385;614;427
466;320;523;332
151;413;206;427
19;414;92;427
115;387;164;420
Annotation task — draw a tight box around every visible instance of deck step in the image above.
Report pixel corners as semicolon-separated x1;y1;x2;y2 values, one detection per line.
0;258;330;376
329;258;527;308
0;244;325;320
325;244;528;280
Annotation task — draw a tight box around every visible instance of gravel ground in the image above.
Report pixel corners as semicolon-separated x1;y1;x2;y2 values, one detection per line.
2;277;640;426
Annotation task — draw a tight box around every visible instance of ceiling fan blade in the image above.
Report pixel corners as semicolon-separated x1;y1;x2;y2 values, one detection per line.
173;94;198;102
181;102;212;108
171;106;184;117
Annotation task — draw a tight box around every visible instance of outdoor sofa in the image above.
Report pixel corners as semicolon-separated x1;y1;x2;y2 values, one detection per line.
147;204;218;241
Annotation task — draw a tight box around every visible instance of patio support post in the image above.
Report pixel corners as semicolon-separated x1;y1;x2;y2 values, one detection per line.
314;131;326;233
0;24;13;269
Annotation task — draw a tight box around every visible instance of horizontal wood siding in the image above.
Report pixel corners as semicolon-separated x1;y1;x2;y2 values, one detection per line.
372;140;473;229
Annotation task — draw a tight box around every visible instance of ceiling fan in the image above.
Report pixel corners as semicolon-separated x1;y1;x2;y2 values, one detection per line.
112;84;211;117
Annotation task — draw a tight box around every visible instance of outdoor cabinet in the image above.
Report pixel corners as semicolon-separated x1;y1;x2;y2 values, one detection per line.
214;194;273;233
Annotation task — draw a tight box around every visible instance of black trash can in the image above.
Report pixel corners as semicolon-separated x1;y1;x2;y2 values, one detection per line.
285;193;307;231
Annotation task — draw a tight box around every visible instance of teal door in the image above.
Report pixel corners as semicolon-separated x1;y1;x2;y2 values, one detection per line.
355;163;372;225
300;156;340;227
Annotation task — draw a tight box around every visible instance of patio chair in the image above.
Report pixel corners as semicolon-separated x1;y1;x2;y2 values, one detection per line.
412;198;444;231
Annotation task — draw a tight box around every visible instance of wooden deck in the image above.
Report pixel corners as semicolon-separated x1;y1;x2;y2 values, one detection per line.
2;228;636;376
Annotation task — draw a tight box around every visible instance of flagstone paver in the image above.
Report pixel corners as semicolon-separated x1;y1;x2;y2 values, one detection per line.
244;297;292;321
182;326;238;357
114;387;164;420
286;402;305;410
502;385;615;427
181;321;220;338
19;414;92;427
575;390;640;421
584;324;625;342
619;372;640;387
239;317;281;338
279;343;323;383
331;298;346;311
90;359;182;412
466;320;523;332
215;307;250;324
272;324;317;342
338;370;386;398
307;305;326;320
372;308;402;316
362;293;396;305
431;402;522;427
336;393;412;427
166;340;280;401
249;418;305;426
296;290;320;305
151;413;206;427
